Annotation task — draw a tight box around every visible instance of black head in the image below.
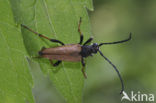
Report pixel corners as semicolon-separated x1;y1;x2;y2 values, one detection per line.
91;43;99;53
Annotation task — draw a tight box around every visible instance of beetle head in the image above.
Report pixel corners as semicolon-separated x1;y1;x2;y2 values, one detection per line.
91;43;99;53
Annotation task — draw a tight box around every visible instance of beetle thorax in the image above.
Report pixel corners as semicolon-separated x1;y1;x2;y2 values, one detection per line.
80;43;99;57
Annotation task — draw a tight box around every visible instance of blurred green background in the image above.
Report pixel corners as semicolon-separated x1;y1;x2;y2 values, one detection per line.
31;0;156;103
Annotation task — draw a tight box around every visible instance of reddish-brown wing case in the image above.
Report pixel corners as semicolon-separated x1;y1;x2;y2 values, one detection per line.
41;44;82;62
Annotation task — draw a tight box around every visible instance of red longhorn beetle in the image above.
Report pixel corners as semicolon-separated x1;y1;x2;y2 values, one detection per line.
21;18;132;94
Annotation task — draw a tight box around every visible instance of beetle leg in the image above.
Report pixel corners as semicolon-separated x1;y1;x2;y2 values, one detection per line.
83;37;93;45
49;60;62;67
50;39;64;45
81;58;87;78
21;24;64;45
53;60;62;67
78;17;84;44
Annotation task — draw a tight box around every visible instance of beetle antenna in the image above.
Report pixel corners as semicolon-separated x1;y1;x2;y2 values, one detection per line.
98;50;124;94
99;33;132;46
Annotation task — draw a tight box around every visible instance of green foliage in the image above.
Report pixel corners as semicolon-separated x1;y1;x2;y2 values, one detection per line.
0;1;34;103
0;0;93;103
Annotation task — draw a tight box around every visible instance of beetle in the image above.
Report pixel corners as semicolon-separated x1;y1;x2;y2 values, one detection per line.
21;18;131;94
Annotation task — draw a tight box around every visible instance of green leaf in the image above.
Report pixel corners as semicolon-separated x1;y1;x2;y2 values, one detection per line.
0;1;34;103
9;0;93;103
